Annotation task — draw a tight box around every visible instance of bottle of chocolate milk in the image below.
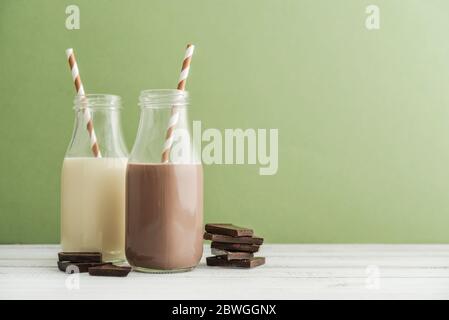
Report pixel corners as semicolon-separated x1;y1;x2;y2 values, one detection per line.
126;90;203;272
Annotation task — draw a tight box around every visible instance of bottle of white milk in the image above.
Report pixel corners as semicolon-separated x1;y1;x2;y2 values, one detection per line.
61;94;128;262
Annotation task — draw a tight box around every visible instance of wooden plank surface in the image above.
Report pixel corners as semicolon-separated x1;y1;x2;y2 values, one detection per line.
1;244;449;299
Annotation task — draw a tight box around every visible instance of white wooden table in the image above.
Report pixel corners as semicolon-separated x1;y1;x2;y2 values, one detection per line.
1;244;449;299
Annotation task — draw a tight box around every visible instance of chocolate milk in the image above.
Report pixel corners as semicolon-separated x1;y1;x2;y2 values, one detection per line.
125;163;203;271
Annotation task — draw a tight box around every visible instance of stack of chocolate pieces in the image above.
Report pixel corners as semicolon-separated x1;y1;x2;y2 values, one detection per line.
57;252;131;277
204;224;265;268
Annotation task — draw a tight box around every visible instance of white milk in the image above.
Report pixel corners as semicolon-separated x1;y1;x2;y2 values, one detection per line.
61;157;127;261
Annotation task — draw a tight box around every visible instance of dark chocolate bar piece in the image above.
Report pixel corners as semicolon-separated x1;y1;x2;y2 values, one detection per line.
88;264;132;277
205;224;253;237
57;261;111;273
211;241;260;253
204;232;263;245
58;252;102;263
211;248;254;260
206;256;265;268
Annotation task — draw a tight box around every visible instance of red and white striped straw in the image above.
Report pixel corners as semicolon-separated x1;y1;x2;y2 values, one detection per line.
66;48;102;158
161;44;195;163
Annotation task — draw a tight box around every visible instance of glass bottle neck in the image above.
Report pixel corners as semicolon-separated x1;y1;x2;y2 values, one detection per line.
66;95;128;158
129;102;199;164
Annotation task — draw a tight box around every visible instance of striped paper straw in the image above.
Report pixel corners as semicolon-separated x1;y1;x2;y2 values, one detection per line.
66;48;102;158
161;44;195;163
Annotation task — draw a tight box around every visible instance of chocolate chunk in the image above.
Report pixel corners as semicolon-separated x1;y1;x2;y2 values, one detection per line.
204;232;263;245
206;256;265;268
211;248;254;260
88;264;132;277
57;261;111;273
205;224;253;237
211;242;260;253
58;252;102;263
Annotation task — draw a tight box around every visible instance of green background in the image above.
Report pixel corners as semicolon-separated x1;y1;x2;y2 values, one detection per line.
1;0;449;243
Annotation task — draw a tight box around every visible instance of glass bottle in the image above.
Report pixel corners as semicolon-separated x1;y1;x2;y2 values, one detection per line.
126;89;203;272
61;94;128;262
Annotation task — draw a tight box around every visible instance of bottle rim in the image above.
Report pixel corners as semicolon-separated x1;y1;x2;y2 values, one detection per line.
73;94;122;110
139;89;189;109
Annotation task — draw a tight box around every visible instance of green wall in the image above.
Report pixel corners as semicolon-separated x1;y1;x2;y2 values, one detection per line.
2;0;449;243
